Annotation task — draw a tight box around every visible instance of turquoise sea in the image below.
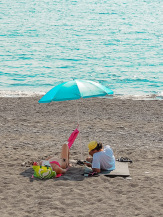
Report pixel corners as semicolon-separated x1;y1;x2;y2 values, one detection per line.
0;0;163;99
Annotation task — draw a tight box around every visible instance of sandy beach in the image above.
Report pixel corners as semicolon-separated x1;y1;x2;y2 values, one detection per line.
0;97;163;217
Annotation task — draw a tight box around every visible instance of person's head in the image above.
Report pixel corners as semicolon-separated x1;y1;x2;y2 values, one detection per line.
88;141;103;156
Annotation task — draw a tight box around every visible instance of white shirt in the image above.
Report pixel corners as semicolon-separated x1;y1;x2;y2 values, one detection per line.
92;145;115;171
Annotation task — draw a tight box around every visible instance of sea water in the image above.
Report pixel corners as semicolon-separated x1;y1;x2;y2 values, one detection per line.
0;0;163;99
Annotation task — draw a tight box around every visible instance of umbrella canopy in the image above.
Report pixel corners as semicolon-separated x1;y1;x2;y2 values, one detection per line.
39;79;113;103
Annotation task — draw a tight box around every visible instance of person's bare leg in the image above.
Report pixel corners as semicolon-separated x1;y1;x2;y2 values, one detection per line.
50;163;66;174
60;143;69;169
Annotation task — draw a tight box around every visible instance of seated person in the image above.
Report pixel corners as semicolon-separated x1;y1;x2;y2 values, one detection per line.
85;141;115;173
35;143;69;176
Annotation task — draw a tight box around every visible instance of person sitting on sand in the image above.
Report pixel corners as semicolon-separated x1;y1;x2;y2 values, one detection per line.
85;141;115;173
34;143;69;176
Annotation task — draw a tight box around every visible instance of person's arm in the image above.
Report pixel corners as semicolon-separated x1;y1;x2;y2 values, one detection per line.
84;158;93;167
92;168;101;173
85;162;92;167
92;155;101;173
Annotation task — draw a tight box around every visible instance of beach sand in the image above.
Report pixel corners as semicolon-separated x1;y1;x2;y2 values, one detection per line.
0;97;163;217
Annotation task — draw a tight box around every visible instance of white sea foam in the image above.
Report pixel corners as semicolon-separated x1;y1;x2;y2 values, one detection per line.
0;90;45;97
0;89;162;100
113;93;163;100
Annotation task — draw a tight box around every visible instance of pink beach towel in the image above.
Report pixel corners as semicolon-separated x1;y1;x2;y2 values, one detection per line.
67;127;79;149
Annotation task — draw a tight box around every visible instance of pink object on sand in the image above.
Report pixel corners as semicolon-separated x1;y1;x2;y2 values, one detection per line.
56;173;62;178
49;161;62;178
50;160;61;167
67;127;79;149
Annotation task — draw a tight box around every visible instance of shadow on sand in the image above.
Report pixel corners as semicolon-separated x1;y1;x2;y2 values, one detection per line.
20;167;85;182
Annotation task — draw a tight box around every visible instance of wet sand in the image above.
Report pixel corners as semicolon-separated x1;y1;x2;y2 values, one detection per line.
0;97;163;217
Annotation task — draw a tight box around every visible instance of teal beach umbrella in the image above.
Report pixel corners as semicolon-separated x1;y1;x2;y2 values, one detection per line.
39;79;113;158
39;79;113;103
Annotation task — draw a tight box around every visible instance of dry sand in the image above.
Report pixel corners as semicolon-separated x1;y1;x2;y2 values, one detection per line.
0;97;163;217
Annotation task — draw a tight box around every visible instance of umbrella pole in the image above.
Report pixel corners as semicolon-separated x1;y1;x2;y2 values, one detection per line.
76;101;83;160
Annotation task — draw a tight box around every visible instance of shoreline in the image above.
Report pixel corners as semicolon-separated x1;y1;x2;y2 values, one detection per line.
0;97;162;217
0;89;163;100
